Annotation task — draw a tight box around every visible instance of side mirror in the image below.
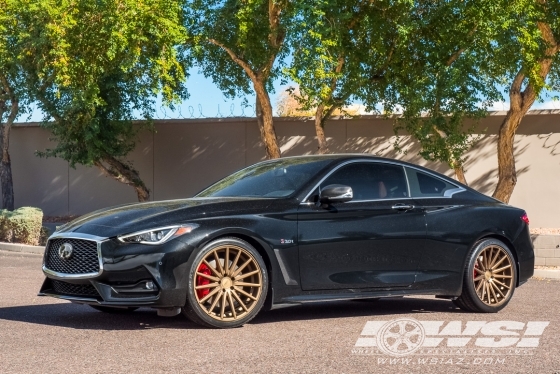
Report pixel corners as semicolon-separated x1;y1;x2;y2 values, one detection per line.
319;184;353;204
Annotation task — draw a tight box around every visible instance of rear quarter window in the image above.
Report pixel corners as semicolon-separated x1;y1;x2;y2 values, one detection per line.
405;168;460;198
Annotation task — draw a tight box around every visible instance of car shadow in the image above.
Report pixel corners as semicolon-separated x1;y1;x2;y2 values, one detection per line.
251;297;464;325
0;297;465;330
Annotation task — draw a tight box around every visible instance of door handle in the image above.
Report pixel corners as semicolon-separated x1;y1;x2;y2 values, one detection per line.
392;203;415;211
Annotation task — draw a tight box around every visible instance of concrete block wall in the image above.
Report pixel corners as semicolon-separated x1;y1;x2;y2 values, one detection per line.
532;235;560;266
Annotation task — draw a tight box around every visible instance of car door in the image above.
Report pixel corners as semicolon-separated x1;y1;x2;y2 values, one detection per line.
297;161;427;291
403;167;469;290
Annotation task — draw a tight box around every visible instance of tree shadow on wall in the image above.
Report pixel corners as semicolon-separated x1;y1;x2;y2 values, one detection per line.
466;136;530;195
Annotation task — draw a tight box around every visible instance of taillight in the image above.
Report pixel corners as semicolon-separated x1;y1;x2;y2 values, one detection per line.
521;213;529;225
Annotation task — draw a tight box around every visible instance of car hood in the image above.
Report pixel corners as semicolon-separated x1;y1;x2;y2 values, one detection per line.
54;197;275;238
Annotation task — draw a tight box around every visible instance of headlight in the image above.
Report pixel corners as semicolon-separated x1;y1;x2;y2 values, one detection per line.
118;224;199;245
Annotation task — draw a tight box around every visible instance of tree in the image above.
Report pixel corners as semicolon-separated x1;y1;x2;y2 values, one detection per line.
287;0;412;154
15;0;187;202
184;0;292;159
491;0;560;202
0;0;29;210
385;0;559;197
380;0;506;185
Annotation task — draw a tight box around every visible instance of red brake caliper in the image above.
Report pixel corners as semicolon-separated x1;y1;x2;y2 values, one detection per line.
196;263;212;299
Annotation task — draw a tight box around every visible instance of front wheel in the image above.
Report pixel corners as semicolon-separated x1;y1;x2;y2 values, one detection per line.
455;238;517;313
182;237;268;328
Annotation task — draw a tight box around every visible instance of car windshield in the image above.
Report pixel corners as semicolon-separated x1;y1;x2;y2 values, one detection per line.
196;158;333;198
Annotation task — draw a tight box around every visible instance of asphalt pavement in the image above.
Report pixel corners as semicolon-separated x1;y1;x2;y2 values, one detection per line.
1;250;559;374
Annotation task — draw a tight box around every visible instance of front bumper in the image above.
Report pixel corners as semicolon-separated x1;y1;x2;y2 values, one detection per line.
39;232;196;308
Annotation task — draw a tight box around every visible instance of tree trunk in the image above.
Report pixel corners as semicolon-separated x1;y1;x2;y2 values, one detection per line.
254;81;281;159
314;104;329;154
94;156;149;202
0;123;14;210
492;110;525;203
0;76;17;210
492;19;558;203
453;164;468;186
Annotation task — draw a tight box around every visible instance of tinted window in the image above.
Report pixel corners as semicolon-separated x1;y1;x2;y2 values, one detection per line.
197;158;332;198
320;163;409;200
405;168;458;197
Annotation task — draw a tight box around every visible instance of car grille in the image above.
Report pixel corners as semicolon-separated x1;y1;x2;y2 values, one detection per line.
51;280;101;298
44;238;100;275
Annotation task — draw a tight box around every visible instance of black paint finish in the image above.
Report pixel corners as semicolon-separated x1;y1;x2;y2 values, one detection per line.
39;155;534;311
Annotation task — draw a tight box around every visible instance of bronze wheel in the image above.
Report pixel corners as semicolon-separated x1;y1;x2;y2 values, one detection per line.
455;238;517;313
472;245;514;306
183;237;268;328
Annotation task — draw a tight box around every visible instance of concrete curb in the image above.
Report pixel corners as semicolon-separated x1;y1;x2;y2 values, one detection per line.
0;242;44;255
533;269;560;280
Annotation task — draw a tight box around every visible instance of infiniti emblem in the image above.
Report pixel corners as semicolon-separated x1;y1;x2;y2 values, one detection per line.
58;243;73;260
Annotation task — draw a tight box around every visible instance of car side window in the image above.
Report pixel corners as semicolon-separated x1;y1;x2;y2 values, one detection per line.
405;167;458;197
320;163;409;201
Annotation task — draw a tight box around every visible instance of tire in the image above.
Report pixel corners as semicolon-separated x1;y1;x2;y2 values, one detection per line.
182;237;268;328
89;305;139;313
455;238;517;313
452;297;474;312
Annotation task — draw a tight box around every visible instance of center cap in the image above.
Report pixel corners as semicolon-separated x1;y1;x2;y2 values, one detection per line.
220;277;233;289
485;271;492;280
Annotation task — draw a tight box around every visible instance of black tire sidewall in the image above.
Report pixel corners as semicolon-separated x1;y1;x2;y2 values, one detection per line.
184;237;268;328
464;239;517;313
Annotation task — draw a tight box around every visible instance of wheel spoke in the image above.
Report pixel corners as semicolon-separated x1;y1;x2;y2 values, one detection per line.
225;247;230;276
474;274;485;282
231;290;249;312
229;248;242;274
493;264;512;273
233;286;258;301
232;258;252;278
208;290;222;312
199;286;221;304
493;274;512;279
234;269;260;280
203;259;221;277
489;247;500;268
213;250;225;276
474;267;485;275
195;282;219;290
483;250;489;270
492;278;511;289
476;256;485;271
475;279;484;293
490;255;507;270
480;281;487;301
490;281;505;298
220;292;227;319
234;282;261;288
488;281;498;304
227;292;237;319
196;272;220;282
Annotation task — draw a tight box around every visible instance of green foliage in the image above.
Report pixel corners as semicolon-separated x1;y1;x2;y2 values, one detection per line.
13;0;188;168
287;0;413;118
184;0;291;99
0;207;43;245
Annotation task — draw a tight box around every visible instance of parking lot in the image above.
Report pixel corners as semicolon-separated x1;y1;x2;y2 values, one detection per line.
1;250;559;374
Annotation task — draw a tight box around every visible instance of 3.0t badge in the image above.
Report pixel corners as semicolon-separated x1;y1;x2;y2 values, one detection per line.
58;243;73;260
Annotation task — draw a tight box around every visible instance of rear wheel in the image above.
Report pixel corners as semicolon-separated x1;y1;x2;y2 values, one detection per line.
89;305;139;313
182;237;268;328
455;238;517;313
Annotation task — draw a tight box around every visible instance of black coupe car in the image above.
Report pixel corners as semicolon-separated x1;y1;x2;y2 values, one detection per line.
39;155;534;328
